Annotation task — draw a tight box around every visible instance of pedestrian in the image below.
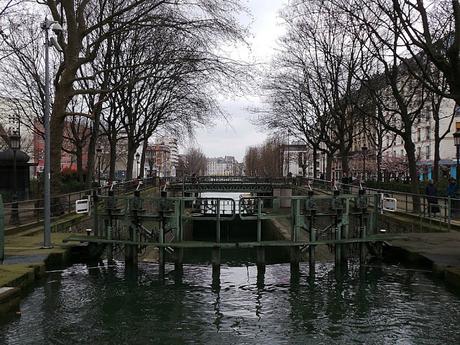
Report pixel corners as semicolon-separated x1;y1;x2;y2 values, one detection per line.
425;180;439;217
447;177;457;198
447;177;458;218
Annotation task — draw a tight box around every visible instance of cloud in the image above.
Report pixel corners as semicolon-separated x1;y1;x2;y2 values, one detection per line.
189;0;287;162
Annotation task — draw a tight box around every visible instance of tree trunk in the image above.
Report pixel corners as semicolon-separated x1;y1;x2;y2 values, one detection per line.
109;137;117;182
326;152;333;181
126;141;137;180
76;145;83;183
340;148;349;178
433;133;441;183
405;139;420;212
50;110;66;193
139;140;147;178
377;151;382;183
432;102;442;183
312;147;318;179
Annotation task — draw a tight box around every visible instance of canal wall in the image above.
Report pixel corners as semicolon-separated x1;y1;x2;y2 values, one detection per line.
0;232;84;316
384;232;460;291
263;218;335;262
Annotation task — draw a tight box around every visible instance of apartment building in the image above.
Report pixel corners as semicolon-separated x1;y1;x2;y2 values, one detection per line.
207;156;241;176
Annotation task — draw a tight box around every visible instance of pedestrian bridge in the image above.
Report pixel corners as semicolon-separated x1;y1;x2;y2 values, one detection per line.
166;176;297;193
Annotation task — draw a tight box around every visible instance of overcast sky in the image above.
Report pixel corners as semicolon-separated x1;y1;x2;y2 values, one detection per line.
182;0;286;162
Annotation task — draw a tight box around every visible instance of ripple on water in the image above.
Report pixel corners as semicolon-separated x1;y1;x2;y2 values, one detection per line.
0;262;460;345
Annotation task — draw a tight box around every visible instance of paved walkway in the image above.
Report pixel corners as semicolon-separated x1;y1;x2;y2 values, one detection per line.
387;231;460;289
1;232;73;287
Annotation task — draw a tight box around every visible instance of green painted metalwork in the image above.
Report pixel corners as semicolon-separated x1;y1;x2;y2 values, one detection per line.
66;193;386;262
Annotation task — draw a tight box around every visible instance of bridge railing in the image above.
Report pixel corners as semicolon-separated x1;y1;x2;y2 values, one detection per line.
302;177;460;228
2;177;157;229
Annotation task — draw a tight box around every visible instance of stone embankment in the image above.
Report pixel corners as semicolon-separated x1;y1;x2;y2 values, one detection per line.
385;231;460;290
0;230;83;315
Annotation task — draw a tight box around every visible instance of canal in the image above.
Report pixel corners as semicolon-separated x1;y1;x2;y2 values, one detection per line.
1;261;460;344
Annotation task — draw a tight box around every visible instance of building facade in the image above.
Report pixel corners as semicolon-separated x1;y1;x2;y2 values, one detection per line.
206;156;241;176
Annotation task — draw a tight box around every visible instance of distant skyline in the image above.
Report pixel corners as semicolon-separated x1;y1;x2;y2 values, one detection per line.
182;0;286;162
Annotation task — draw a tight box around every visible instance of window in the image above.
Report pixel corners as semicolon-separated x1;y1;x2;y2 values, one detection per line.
426;146;430;160
426;127;430;140
417;128;421;142
417;146;421;158
400;149;404;157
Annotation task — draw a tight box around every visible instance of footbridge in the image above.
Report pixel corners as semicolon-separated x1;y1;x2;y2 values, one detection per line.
167;176;296;193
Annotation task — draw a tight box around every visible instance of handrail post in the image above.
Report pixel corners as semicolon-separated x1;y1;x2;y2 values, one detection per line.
257;198;262;242
212;198;221;281
256;197;265;276
448;196;452;231
216;200;221;243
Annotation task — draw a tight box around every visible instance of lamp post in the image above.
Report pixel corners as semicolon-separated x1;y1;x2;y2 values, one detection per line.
96;146;102;186
41;18;63;249
9;131;20;225
362;145;368;182
454;132;460;184
135;152;140;178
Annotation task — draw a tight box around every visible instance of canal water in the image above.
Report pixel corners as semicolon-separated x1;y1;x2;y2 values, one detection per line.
1;261;460;345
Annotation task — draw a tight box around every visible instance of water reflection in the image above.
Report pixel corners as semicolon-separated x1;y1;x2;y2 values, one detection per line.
1;262;460;344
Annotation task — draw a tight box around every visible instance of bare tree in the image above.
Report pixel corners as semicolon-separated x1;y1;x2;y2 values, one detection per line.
243;137;283;178
178;147;207;176
41;0;247;191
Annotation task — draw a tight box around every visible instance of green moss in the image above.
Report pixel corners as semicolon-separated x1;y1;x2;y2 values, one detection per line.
0;264;36;288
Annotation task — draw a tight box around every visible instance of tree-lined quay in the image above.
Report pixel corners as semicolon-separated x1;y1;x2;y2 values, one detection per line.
1;1;460;343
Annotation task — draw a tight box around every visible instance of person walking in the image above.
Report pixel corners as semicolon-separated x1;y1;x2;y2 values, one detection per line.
447;177;458;217
425;180;439;217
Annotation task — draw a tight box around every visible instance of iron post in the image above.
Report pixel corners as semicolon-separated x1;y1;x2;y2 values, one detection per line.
41;20;52;248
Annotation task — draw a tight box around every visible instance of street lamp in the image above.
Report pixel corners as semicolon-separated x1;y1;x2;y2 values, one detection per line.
9;131;20;225
96;147;102;186
362;145;368;182
453;131;460;183
135;152;140;178
41;18;63;249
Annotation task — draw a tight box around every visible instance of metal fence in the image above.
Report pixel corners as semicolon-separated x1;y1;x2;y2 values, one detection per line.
2;177;157;229
305;177;460;229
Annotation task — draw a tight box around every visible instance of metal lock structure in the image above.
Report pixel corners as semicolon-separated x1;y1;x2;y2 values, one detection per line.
106;190;117;211
305;191;317;215
355;189;368;210
330;190;343;211
129;190;144;213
